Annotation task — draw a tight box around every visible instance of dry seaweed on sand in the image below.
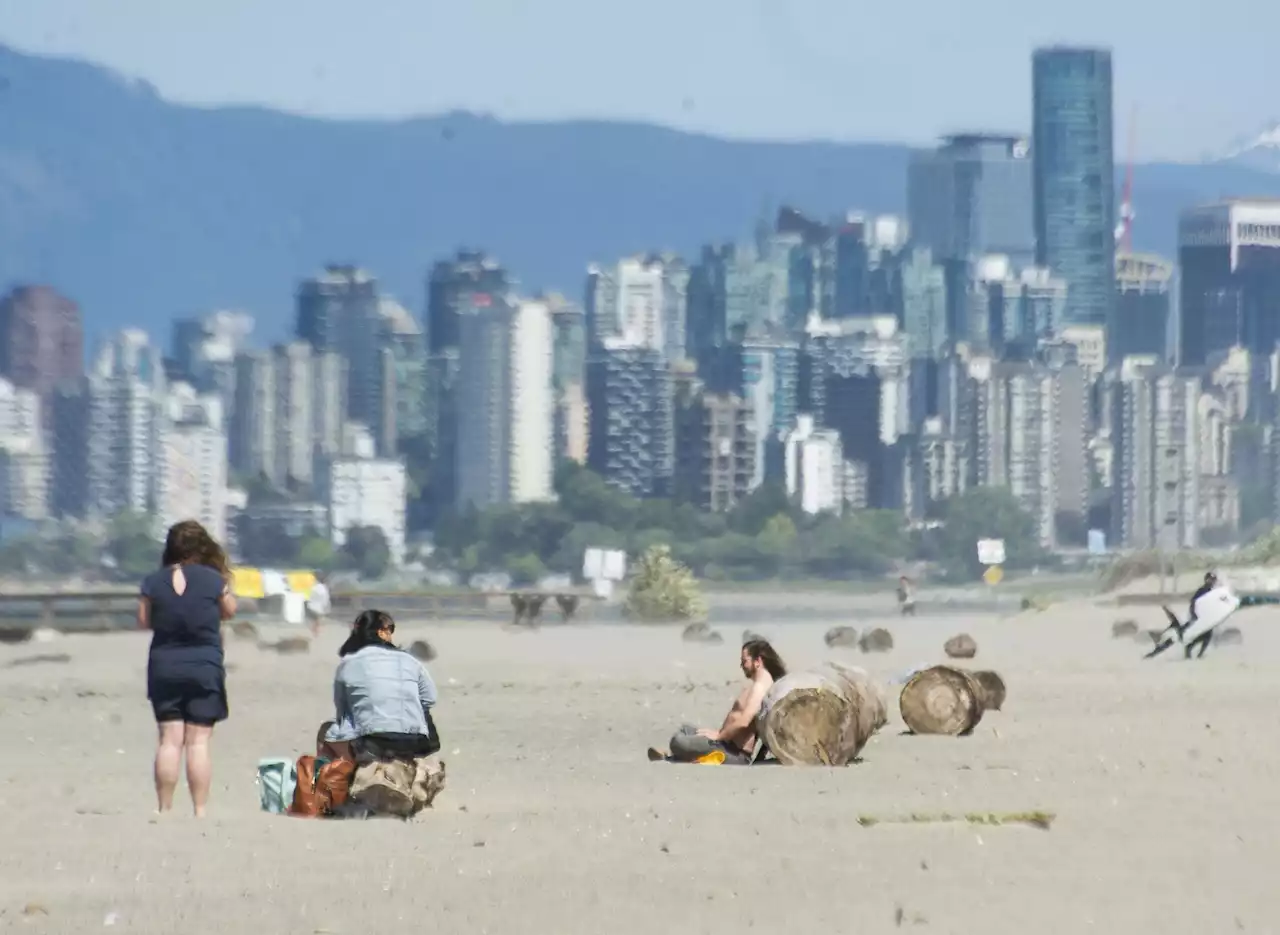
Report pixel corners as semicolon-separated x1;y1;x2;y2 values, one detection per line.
857;810;1054;830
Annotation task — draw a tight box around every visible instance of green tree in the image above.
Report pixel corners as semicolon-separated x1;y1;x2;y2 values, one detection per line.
296;535;336;571
506;552;546;586
935;487;1042;580
106;511;162;580
340;525;391;579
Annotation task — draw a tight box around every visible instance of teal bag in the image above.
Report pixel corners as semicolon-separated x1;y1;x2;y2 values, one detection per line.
257;757;297;813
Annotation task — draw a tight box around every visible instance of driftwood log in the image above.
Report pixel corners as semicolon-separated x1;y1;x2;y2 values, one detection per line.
899;665;988;735
859;628;894;653
1111;619;1139;639
824;626;859;649
682;622;723;644
742;629;767;645
260;635;311;655
408;639;437;662
970;670;1006;711
758;662;887;766
0;627;32;645
943;633;978;659
229;620;259;641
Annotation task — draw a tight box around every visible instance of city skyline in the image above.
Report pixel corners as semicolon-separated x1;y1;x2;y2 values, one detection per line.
2;0;1279;162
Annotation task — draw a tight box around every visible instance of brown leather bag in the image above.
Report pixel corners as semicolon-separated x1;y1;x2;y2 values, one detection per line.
289;755;356;817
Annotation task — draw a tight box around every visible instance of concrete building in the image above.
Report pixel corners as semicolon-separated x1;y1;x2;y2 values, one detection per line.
49;381;89;518
454;296;554;510
782;415;848;515
914;416;969;515
320;457;407;566
1032;46;1116;330
673;391;755;512
0;377;48;520
0;286;84;426
800;315;909;509
156;384;228;542
1114;254;1173;363
908;133;1035;266
586;342;673;498
86;330;164;517
1110;361;1201;550
170;310;253;418
1178;200;1280;366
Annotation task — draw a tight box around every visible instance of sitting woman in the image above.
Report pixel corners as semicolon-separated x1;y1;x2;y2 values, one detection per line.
324;610;439;757
321;610;445;816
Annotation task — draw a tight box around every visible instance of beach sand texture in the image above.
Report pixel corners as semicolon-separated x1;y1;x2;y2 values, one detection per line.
1;598;1278;934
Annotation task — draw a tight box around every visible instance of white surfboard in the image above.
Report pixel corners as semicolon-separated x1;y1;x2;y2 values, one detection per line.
1180;586;1240;645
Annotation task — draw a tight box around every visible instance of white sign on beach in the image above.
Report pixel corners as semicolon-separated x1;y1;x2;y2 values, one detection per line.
976;539;1006;566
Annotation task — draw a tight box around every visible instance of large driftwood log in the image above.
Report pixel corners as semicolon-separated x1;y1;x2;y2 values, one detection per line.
408;639;437;662
682;622;723;644
1111;619;1139;639
899;665;987;735
759;662;887;766
970;670;1006;711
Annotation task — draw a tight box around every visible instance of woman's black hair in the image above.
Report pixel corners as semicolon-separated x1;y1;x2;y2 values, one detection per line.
338;609;397;657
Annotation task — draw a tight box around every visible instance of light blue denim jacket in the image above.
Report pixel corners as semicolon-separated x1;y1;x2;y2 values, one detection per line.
324;644;437;742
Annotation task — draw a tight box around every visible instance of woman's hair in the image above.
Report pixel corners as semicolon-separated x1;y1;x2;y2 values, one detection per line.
338;609;397;657
743;639;787;681
161;520;230;579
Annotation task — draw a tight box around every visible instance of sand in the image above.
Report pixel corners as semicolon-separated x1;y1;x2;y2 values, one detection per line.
2;598;1279;934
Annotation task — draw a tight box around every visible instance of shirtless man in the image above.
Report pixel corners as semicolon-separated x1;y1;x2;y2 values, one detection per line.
648;639;787;765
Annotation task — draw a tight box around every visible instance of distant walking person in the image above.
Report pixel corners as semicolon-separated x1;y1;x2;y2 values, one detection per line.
897;576;916;617
137;520;237;816
306;574;331;636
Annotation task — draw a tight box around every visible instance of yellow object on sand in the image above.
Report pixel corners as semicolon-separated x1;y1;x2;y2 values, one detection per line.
285;571;317;596
694;750;726;765
230;567;265;599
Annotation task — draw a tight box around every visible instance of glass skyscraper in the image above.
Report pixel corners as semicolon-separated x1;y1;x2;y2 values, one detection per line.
1032;47;1116;332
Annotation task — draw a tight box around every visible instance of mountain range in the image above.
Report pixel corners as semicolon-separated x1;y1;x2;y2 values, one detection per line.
3;42;1280;342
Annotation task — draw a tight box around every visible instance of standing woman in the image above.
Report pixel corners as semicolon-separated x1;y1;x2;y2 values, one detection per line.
137;520;237;816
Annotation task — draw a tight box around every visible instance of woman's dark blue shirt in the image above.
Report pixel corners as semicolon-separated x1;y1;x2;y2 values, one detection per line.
141;564;226;694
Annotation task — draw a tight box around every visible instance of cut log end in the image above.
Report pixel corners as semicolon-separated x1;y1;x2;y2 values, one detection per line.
970;670;1006;711
682;623;723;644
859;628;894;653
408;639;438;662
742;630;767;645
1111;619;1139;639
943;633;977;659
824;626;859;649
899;665;984;736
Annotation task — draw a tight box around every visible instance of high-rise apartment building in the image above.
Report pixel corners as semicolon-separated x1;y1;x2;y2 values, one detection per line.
673;391;755;512
0;286;84;427
908;133;1035;269
1110;361;1201;549
0;377;48;520
586;342;673;498
156;384;228;541
800;316;910;509
295;265;384;436
782;415;850;515
454;296;554;510
86;330;164;517
1178;200;1280;365
1032;47;1116;332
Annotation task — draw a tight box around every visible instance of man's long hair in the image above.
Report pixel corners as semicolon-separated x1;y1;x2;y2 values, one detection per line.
743;639;787;680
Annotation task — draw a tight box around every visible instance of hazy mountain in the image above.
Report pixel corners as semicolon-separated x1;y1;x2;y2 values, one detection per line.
1215;122;1280;174
4;43;1280;342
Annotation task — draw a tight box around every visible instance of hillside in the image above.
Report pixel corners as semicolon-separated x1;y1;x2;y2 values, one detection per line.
3;43;1280;340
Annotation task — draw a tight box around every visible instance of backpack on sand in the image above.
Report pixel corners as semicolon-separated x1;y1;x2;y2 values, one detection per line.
256;757;297;814
290;755;357;817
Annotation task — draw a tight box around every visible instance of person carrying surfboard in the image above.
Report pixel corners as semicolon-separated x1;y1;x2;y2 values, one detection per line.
1187;571;1218;623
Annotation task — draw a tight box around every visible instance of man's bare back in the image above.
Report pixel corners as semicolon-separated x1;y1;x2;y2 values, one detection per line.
651;640;787;765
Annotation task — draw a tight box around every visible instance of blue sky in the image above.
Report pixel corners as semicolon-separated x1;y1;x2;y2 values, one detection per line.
0;0;1275;161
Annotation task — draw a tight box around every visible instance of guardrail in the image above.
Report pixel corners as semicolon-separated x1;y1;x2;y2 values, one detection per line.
333;589;599;623
0;591;140;637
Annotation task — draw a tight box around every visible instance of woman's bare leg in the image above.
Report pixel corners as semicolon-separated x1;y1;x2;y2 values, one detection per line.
154;721;185;812
183;723;214;817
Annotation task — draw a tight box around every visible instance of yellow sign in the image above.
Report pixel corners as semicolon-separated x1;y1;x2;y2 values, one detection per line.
983;565;1004;586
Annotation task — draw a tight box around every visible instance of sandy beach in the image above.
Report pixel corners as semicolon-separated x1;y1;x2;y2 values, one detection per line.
2;597;1278;934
